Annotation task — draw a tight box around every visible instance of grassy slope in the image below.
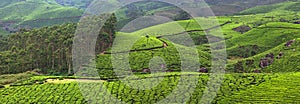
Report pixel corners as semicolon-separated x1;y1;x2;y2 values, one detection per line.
218;1;300;72
0;72;36;86
1;72;300;103
97;4;300;72
0;0;20;8
96;33;211;73
53;0;92;9
113;0;288;21
0;72;272;103
226;37;300;73
96;17;231;73
225;22;300;58
0;0;83;27
238;1;300;15
237;1;300;22
238;2;292;15
218;73;300;103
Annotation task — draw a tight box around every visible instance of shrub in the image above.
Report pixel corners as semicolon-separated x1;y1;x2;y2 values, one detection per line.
233;25;252;34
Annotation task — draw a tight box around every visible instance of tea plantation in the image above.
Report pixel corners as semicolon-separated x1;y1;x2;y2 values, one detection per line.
1;1;300;103
0;73;276;103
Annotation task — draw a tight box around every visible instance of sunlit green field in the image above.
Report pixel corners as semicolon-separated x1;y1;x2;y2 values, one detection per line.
1;72;300;103
0;72;269;103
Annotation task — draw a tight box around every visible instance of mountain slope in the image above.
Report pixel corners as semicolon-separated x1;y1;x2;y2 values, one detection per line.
0;0;289;33
218;73;300;103
238;1;300;15
226;36;300;73
0;0;82;21
225;22;300;58
0;0;83;32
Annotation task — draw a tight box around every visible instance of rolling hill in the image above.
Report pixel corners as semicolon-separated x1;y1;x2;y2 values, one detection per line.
0;0;290;34
0;0;83;33
238;1;300;15
51;0;289;30
91;0;300;73
217;73;300;103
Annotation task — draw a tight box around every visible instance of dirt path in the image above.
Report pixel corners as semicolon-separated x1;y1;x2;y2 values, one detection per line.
156;21;231;38
258;26;300;30
46;79;105;84
104;38;169;54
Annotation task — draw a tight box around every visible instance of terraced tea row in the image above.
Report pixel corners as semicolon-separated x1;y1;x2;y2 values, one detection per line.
0;73;271;103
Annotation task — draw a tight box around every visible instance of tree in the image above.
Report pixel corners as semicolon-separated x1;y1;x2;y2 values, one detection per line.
0;14;117;75
234;61;244;73
95;13;117;54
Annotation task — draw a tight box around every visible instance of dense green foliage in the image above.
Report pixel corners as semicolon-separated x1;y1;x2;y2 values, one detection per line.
0;14;117;75
0;0;288;34
0;35;9;51
227;37;300;73
0;83;86;103
0;71;36;86
0;23;76;74
0;0;83;33
0;73;273;103
218;73;300;103
238;1;300;15
0;0;82;21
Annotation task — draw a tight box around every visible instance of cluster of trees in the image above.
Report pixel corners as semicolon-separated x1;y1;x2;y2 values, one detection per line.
0;35;9;51
0;14;117;75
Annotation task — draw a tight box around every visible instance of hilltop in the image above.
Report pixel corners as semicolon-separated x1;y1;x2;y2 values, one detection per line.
0;0;290;34
238;1;300;15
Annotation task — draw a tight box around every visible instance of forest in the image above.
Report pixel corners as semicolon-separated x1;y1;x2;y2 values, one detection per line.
0;14;117;75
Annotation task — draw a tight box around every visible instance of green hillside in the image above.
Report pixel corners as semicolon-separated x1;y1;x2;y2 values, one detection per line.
0;0;83;31
225;22;300;58
218;73;300;103
96;10;300;74
0;0;82;20
0;0;289;32
213;1;300;72
227;38;300;72
0;72;273;103
54;0;92;9
103;0;288;29
1;0;300;103
1;70;300;103
0;0;20;8
238;1;300;15
2;2;299;74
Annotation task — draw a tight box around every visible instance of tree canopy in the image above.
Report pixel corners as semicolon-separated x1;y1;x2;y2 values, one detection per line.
0;13;117;75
